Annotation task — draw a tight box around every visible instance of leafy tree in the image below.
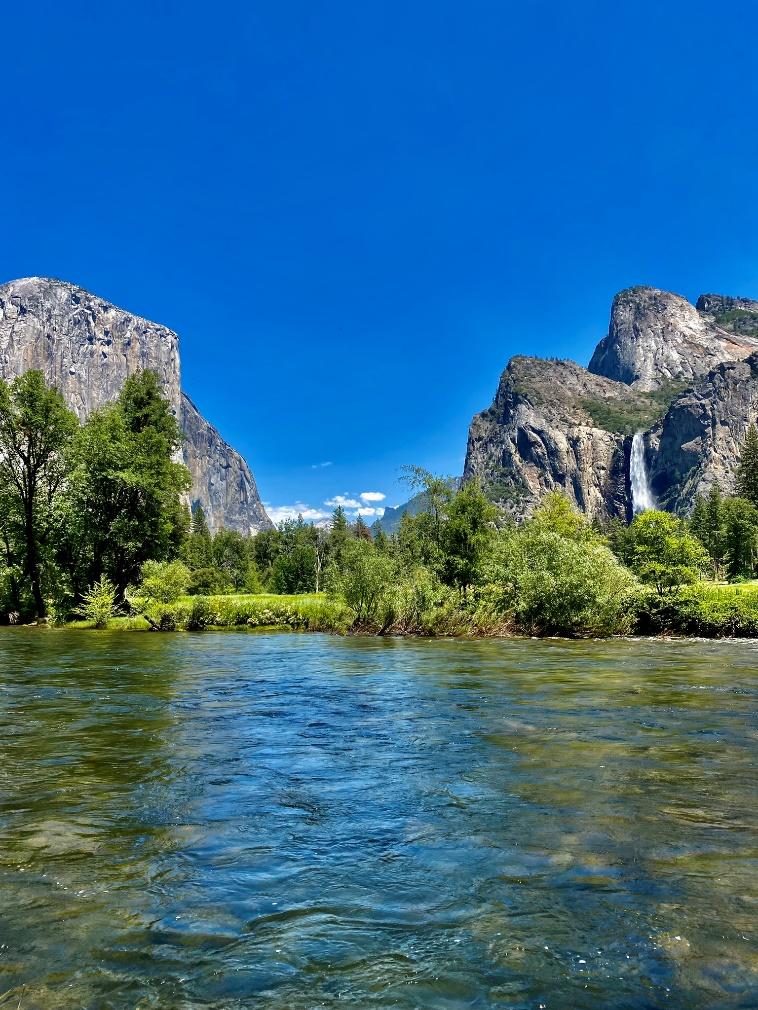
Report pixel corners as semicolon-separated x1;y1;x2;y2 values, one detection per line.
133;559;190;604
373;526;389;551
486;506;639;636
736;423;758;508
187;566;233;595
328;539;396;626
689;486;726;577
65;371;191;598
439;479;497;594
314;525;330;592
400;466;454;552
251;527;281;585
212;528;257;590
0;371;78;619
613;510;708;595
270;517;317;593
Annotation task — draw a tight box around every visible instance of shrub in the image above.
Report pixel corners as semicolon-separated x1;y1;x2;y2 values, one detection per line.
186;595;214;630
76;577;118;629
327;540;396;627
487;523;640;637
135;560;191;604
187;567;233;596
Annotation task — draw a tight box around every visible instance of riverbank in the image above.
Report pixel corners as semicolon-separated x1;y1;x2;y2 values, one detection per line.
53;583;758;638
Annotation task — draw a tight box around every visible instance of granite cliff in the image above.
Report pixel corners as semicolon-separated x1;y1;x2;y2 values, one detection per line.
464;285;758;520
0;277;271;533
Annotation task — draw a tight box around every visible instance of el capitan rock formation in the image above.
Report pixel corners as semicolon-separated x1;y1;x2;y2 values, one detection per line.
0;276;271;533
464;285;758;521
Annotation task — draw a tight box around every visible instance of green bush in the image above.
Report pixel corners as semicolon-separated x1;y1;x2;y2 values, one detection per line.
76;577;118;629
641;583;758;636
485;499;641;637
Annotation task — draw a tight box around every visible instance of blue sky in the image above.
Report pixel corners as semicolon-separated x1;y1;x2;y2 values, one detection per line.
3;1;758;523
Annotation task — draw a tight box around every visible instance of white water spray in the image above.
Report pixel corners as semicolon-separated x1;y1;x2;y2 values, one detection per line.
630;432;655;513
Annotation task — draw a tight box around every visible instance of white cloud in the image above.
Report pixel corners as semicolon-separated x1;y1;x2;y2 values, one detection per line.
360;491;386;502
324;494;361;509
311;461;333;469
264;502;332;525
355;506;385;518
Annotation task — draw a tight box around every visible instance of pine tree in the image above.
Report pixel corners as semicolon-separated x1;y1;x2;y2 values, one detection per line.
183;504;213;570
328;506;350;570
736;423;758;508
353;516;372;541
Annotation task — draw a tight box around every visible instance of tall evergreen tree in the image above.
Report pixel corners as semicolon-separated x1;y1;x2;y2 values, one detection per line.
722;497;758;580
736;423;758;508
65;370;190;598
328;505;351;571
353;516;372;541
182;504;214;569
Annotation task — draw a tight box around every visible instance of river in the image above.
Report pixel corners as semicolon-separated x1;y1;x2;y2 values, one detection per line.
0;630;756;1008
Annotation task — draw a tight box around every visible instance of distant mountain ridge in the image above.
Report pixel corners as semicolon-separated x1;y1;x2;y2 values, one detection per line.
463;285;758;520
0;277;272;533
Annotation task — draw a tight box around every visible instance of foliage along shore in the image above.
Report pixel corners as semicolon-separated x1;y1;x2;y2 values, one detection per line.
3;369;758;639
60;581;758;639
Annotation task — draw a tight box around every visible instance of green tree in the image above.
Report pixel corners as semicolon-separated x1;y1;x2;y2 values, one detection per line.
689;486;726;577
251;527;281;586
212;528;261;591
721;496;758;580
486;509;639;637
353;516;372;541
439;479;497;594
0;371;78;619
270;517;317;593
328;538;396;626
65;371;191;598
133;559;190;604
614;510;708;595
736;423;758;508
400;466;454;554
327;506;351;571
181;505;214;570
76;576;118;629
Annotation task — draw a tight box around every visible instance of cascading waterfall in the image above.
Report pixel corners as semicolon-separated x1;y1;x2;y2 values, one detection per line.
630;432;655;513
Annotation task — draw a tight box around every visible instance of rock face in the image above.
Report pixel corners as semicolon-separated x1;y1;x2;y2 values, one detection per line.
588;286;758;391
464;357;644;521
0;276;272;533
650;354;758;511
181;393;271;533
464;286;758;520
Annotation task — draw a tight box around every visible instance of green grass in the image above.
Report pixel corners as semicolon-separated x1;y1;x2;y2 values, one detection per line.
641;581;758;636
581;379;690;435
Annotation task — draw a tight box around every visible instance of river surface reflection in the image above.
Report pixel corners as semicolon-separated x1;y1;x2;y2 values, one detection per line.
0;631;756;1008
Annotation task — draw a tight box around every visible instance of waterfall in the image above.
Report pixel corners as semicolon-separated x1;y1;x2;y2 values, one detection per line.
630;432;655;513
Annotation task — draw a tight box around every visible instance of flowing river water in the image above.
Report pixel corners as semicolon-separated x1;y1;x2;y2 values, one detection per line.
0;630;756;1009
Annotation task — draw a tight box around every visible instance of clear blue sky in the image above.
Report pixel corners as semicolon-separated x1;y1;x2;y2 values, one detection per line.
3;1;758;522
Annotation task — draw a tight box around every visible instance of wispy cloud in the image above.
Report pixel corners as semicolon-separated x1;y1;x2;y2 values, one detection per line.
265;488;387;529
264;502;332;525
325;494;361;509
311;461;333;469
